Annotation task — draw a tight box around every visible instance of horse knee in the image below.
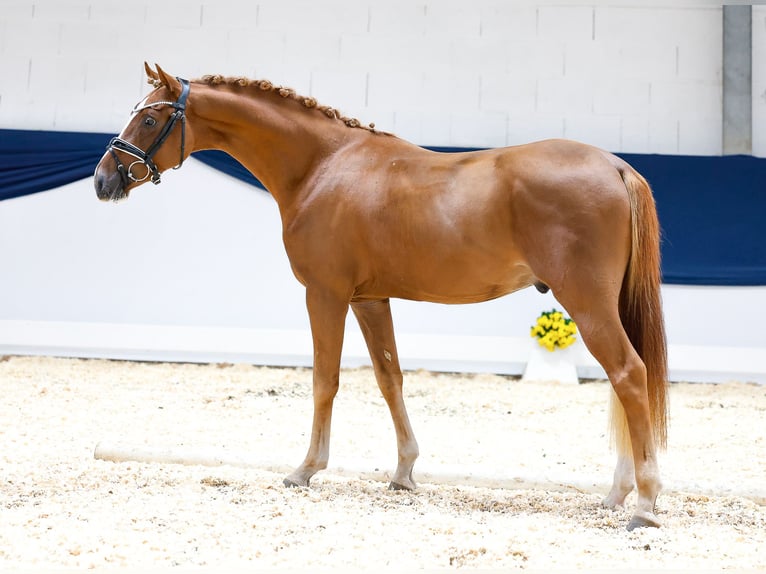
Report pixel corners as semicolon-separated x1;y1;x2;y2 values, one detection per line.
313;377;339;407
377;372;403;396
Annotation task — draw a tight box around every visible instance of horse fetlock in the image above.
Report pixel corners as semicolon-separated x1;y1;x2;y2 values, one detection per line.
635;473;662;510
602;487;633;510
387;463;417;491
399;445;419;464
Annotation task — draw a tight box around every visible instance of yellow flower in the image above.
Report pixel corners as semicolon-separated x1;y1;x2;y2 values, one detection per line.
530;308;578;350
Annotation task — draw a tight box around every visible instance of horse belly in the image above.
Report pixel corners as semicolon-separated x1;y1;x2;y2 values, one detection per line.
359;240;534;304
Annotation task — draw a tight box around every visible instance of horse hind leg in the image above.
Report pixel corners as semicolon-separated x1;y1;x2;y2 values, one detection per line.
351;299;419;490
556;292;662;530
603;389;636;509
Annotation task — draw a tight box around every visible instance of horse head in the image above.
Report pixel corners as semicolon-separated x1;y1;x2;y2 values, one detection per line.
94;63;192;202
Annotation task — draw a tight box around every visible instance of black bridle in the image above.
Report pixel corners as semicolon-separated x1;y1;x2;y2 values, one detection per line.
107;77;191;188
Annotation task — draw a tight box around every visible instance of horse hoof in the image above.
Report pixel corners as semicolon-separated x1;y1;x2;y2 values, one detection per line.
283;476;308;488
626;513;661;531
389;481;415;491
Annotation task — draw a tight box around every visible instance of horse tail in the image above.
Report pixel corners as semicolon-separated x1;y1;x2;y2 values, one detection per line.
610;164;669;454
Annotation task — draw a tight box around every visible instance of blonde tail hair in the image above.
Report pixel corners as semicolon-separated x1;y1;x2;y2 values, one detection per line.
610;166;669;455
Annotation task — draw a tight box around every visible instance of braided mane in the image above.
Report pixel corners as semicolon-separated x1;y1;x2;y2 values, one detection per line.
149;74;386;134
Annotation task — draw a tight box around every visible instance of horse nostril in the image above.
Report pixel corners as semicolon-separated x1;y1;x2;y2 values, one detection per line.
94;173;108;198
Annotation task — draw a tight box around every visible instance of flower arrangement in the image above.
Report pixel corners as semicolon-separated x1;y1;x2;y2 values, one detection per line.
530;309;577;352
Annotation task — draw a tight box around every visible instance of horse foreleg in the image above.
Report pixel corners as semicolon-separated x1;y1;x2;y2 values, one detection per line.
283;288;349;488
351;299;419;490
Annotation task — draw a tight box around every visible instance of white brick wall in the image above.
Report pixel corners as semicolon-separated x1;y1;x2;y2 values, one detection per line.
0;0;760;156
753;6;766;157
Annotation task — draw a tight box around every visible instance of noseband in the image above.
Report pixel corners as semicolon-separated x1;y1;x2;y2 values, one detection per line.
107;77;191;187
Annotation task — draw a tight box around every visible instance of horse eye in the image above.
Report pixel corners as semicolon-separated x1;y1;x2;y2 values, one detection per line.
144;116;157;127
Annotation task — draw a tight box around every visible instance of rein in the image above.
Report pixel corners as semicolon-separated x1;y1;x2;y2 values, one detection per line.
107;77;191;188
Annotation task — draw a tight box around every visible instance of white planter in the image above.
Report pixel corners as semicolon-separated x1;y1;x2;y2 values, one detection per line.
521;343;579;384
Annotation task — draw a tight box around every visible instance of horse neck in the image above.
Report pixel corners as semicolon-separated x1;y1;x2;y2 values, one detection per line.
188;83;353;207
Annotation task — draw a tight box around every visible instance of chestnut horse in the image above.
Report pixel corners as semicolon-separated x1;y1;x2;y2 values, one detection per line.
94;64;668;530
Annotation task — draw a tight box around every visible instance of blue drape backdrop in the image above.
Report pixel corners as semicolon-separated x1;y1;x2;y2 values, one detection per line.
1;128;764;285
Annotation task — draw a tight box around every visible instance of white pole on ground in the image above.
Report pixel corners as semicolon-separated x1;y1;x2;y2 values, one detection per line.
93;441;766;505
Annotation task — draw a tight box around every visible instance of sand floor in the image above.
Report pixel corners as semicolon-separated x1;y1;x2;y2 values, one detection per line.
1;355;764;569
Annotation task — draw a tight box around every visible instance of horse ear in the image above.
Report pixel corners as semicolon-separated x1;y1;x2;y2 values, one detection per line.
144;62;159;83
154;64;182;96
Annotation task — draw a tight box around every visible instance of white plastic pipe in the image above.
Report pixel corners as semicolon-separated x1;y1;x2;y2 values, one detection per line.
94;441;290;474
93;441;765;504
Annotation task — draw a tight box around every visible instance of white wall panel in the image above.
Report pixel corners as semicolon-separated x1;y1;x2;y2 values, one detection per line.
478;5;538;42
258;1;369;35
619;116;650;153
451;110;509;149
752;6;766;157
537;77;593;115
506;114;564;147
564;114;621;151
508;39;564;80
480;72;536;116
368;3;426;36
425;3;482;38
610;42;678;83
200;2;261;29
538;5;594;42
593;79;651;117
390;109;449;148
647;117;680;154
309;69;368;117
88;3;151;25
31;1;92;22
366;69;425;110
140;1;203;29
679;115;722;156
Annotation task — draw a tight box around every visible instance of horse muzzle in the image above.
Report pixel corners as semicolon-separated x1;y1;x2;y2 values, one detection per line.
94;163;129;203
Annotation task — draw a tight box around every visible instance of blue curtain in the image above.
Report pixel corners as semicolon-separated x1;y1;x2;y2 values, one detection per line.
192;149;264;189
0;129;266;200
0;129;114;201
619;153;765;286
1;128;764;285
